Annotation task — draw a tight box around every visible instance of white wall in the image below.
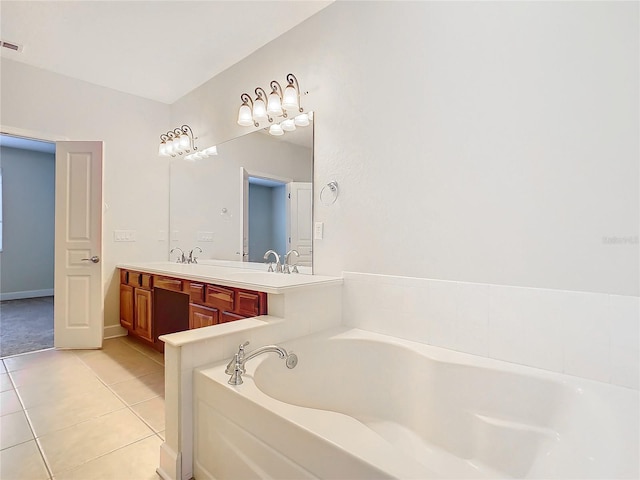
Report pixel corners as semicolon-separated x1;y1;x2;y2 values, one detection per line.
0;59;171;331
0;146;55;298
171;1;638;296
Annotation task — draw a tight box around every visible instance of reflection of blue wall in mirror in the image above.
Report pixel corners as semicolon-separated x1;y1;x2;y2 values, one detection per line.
248;183;287;262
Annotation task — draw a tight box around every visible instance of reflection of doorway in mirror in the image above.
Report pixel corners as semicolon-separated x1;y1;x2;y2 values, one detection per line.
248;177;287;263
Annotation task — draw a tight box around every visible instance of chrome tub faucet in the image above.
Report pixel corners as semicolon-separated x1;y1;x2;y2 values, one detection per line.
226;341;298;385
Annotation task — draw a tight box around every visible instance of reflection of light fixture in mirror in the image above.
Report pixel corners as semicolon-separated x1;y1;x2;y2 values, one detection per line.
184;144;217;161
281;119;296;132
269;124;284;136
268;110;313;136
294;113;309;127
159;125;197;157
237;73;306;130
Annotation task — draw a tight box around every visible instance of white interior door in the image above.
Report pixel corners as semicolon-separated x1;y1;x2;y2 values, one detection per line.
289;182;313;267
54;141;103;349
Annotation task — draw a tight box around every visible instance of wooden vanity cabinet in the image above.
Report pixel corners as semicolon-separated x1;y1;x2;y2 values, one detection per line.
119;269;268;349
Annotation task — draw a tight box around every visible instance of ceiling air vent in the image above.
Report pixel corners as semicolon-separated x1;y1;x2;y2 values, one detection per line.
1;40;23;53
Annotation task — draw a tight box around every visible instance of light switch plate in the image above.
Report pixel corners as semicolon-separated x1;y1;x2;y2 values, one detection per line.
314;222;324;240
114;230;136;242
197;231;215;242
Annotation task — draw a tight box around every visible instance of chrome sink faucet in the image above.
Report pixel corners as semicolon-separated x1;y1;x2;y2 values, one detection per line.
188;246;202;264
226;341;298;385
264;250;282;273
170;247;186;264
283;249;300;274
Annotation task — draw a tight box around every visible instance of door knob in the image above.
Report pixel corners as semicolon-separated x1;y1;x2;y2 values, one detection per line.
81;255;100;263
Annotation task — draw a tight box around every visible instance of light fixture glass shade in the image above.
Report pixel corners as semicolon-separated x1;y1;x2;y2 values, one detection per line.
252;98;267;123
282;84;299;110
179;133;191;150
281;119;296;132
204;146;218;156
172;137;183;154
158;143;169;156
294;113;309;127
269;124;284;136
308;111;314;121
165;140;175;155
267;92;283;116
237;104;253;126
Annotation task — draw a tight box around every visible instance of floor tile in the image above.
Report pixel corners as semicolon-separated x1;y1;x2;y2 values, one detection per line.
0;372;13;392
0;440;50;480
8;356;94;389
26;385;126;437
0;360;7;374
157;430;165;441
54;435;161;480
109;371;164;405
131;396;165;433
0;389;22;416
38;407;154;475
80;351;163;385
16;374;105;410
0;410;34;450
3;349;77;373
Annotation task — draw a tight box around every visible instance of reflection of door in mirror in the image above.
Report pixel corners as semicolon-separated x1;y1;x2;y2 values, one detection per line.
246;175;288;263
288;182;312;267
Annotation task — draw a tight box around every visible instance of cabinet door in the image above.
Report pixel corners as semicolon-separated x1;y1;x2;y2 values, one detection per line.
120;284;134;330
189;304;218;329
134;288;153;341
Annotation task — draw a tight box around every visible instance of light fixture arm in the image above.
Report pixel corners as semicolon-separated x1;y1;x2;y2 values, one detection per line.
286;73;304;113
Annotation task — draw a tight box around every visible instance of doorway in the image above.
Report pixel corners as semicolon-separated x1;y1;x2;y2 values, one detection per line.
0;134;56;357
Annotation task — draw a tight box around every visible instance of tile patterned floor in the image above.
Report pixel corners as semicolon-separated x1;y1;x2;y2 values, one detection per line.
0;336;164;480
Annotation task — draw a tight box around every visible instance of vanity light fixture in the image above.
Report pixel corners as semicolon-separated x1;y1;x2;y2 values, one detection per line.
184;145;217;161
237;73;307;136
159;125;197;157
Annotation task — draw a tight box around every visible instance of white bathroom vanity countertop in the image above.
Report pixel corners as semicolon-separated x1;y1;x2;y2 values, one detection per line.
117;260;342;294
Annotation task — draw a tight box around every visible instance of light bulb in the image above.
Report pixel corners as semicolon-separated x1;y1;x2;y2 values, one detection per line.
267;91;283;116
252;97;267;123
294;113;309;127
237;104;253;126
269;124;284;136
281;119;296;132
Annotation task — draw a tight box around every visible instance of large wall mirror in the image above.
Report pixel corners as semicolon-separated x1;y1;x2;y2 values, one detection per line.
169;121;313;270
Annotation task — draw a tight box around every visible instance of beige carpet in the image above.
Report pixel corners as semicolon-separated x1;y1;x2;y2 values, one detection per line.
0;296;54;358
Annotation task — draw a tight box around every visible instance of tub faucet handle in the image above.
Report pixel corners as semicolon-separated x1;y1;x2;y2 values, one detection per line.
238;341;250;360
226;341;250;375
227;354;244;385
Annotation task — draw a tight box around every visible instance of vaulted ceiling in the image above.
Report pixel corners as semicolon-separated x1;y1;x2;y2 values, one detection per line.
0;1;332;104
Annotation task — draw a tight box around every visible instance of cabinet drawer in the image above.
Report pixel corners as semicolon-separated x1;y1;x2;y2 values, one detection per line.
187;282;205;303
154;276;183;292
219;311;244;324
236;291;262;317
121;270;152;289
205;285;234;311
189;304;218;329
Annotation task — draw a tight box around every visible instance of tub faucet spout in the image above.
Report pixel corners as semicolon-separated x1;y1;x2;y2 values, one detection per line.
227;342;298;385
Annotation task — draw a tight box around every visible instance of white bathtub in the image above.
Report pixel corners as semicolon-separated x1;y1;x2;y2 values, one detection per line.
193;328;639;479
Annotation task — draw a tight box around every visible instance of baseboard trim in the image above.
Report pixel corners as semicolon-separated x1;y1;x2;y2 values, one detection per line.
0;289;54;301
103;324;128;339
